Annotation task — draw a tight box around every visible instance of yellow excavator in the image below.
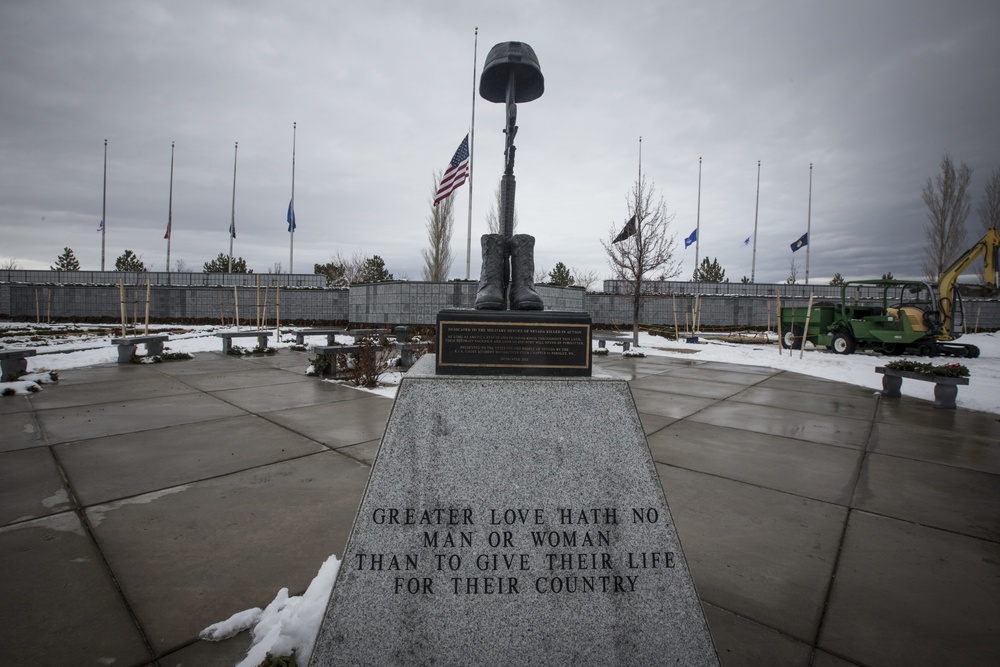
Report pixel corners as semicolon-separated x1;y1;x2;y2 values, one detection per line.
930;227;999;356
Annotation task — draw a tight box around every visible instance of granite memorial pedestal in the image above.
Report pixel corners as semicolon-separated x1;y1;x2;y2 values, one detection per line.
309;355;719;666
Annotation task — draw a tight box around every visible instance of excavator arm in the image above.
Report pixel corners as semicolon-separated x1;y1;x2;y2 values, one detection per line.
936;228;1000;338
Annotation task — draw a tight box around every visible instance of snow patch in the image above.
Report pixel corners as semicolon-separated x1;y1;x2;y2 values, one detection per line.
202;553;341;666
87;486;189;526
41;488;69;509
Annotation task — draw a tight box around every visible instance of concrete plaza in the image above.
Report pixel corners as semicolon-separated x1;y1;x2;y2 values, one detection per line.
1;350;998;666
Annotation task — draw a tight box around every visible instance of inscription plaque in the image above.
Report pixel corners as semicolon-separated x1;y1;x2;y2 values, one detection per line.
310;357;719;666
436;308;592;376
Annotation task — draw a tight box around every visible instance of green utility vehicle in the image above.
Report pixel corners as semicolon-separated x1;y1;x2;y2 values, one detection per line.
780;279;980;358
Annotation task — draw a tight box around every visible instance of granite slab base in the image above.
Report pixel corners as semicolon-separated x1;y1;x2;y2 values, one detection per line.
310;355;719;666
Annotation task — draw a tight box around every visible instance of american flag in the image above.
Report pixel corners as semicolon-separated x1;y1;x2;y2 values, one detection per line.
434;134;470;206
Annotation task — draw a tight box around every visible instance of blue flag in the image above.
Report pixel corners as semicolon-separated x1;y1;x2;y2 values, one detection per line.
96;219;104;233
790;232;808;252
684;228;697;248
287;199;296;232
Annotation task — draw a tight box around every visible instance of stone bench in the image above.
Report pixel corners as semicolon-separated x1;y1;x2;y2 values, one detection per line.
347;328;392;343
593;334;631;352
215;331;271;355
311;345;361;377
292;328;347;346
398;341;434;367
311;340;431;373
875;366;970;410
110;335;169;363
0;348;37;381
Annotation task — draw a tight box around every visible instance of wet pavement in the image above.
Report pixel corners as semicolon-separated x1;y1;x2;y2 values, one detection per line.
1;350;998;666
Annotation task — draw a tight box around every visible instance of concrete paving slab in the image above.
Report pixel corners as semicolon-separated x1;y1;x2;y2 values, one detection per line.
852;453;1000;540
333;437;382;466
656;463;847;642
630;374;751;400
756;372;878;400
704;603;812;667
39;362;146;386
154;634;252;667
657;364;775;386
636;410;679;436
0;407;45;452
811;652;862;667
818;511;1000;667
630;386;718;419
729;385;879;421
264;394;393;448
86;451;370;657
54;414;327;506
648;421;861;505
876;397;1000;437
144;352;245;376
868;420;1000;474
36;392;248;444
0;512;152;665
687;401;872;449
693;361;777;376
171;365;305;392
0;447;72;525
27;374;198;410
242;349;314;371
208;376;365;413
0;393;33;415
596;358;688;380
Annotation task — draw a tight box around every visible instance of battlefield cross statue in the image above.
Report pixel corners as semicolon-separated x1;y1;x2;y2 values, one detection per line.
475;41;544;311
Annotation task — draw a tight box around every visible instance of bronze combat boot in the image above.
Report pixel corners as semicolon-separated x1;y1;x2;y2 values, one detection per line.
509;234;543;310
475;234;506;310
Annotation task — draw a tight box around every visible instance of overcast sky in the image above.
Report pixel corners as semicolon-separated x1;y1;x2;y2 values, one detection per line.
2;0;998;285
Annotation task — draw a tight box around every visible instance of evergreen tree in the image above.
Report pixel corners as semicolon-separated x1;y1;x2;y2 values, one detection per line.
692;257;726;282
314;261;347;287
203;253;251;273
358;255;393;283
548;262;575;286
829;272;845;286
881;272;894;281
51;247;81;271
114;249;146;272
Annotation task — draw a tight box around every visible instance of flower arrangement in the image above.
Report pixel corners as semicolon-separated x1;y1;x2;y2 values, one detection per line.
884;360;969;377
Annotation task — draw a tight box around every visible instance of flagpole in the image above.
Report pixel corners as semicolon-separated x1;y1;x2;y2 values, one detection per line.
751;160;760;283
101;139;107;271
229;141;238;273
166;141;175;273
465;26;479;280
695;156;702;278
636;136;643;245
290;121;297;274
805;162;813;285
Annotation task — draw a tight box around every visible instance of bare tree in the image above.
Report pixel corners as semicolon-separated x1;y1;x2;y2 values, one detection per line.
786;257;798;285
978;166;1000;232
1;258;20;270
421;170;455;282
976;166;1000;283
485;179;518;236
921;153;972;282
601;174;680;345
571;267;601;291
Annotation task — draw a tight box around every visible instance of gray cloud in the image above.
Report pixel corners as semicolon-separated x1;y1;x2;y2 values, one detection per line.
2;0;998;286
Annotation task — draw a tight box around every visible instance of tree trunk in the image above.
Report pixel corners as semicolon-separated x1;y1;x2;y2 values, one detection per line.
632;280;641;347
